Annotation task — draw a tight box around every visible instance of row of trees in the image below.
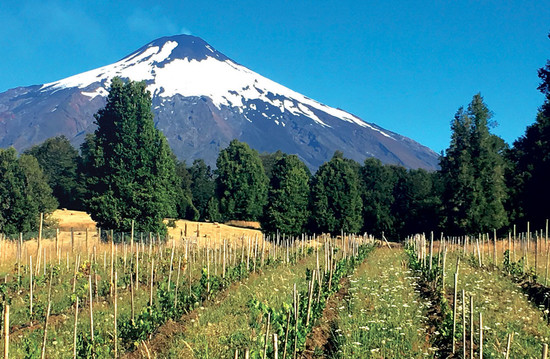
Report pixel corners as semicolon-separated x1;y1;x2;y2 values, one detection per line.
1;37;549;238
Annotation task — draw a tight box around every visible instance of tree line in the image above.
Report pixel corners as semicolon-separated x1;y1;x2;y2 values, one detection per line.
1;38;549;239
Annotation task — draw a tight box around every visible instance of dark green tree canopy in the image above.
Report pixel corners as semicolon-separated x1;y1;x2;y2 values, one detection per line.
259;150;285;181
0;148;57;236
263;154;311;235
310;151;363;234
440;94;508;235
24;135;81;210
82;77;178;233
189;159;215;221
361;158;397;237
174;159;198;220
216;139;268;221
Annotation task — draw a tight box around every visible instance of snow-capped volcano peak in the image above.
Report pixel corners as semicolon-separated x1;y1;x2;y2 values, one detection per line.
125;35;229;63
2;35;440;171
41;34;372;129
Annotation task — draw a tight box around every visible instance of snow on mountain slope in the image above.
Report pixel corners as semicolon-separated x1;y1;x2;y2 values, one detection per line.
42;36;381;132
0;35;439;170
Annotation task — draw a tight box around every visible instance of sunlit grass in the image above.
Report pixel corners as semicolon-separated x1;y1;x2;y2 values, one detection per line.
331;247;435;358
443;250;550;357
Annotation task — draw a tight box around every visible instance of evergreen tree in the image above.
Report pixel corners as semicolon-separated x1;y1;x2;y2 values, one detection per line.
440;107;476;234
189;159;215;221
310;152;363;234
263;154;311;235
24;136;81;209
259;150;285;181
0;148;57;236
174;160;198;220
215;139;268;221
468;94;508;232
82;78;178;233
386;165;408;237
360;158;397;237
440;95;508;235
393;168;442;238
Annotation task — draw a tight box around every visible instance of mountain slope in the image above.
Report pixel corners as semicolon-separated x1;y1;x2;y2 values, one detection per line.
0;35;439;170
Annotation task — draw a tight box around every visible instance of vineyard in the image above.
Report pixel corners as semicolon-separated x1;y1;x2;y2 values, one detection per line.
1;218;550;358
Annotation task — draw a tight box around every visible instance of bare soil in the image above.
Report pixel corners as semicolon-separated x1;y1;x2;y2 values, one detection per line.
301;277;351;359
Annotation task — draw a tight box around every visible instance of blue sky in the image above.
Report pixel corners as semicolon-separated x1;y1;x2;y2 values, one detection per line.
1;1;548;153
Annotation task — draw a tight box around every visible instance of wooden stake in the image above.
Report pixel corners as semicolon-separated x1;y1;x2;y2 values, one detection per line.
41;272;53;359
429;231;434;272
273;333;278;359
36;212;43;275
493;229;497;265
114;271;118;359
505;333;512;359
263;312;271;359
30;255;33;321
282;311;291;359
479;312;483;359
174;256;182;308
470;296;474;359
305;272;315;327
88;274;94;346
543;343;548;359
135;245;139;291
73;297;79;359
452;272;458;353
462;289;466;358
149;258;154;314
3;304;9;359
168;242;175;291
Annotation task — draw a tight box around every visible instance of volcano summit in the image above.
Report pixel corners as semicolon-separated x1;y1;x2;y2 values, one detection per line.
0;35;439;170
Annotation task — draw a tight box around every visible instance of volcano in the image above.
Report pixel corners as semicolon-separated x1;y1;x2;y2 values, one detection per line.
0;35;439;170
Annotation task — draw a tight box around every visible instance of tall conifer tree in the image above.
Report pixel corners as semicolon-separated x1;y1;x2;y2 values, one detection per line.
263;154;310;235
215;139;268;221
310;152;363;234
82;78;178;233
440;95;508;234
440;107;475;234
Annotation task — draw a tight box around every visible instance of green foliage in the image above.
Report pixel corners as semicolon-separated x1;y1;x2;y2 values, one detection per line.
259;150;285;180
440;94;508;235
0;148;57;236
503;250;525;277
310;151;363;234
174;160;199;220
215;139;268;221
263;154;311;235
392;168;442;239
360;158;397;237
189;159;215;221
81;77;178;233
119;255;279;349
24;135;82;210
248;243;374;357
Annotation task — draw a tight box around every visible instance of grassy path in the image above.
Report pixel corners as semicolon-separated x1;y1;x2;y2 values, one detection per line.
329;246;435;358
443;252;550;357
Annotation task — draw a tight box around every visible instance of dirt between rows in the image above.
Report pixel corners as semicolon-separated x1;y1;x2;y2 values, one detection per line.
419;280;455;358
301;276;350;359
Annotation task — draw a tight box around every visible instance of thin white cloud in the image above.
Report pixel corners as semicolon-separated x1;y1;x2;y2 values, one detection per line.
126;7;191;37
